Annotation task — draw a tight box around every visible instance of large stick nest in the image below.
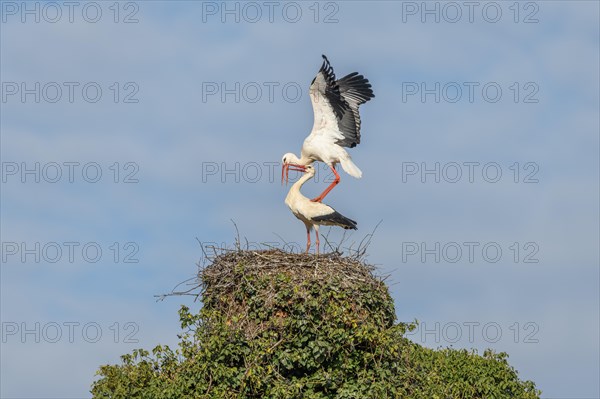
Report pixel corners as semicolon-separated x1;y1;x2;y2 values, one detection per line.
201;249;383;297
196;249;395;339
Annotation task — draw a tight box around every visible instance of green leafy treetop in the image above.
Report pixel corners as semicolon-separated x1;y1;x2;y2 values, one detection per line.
92;249;541;398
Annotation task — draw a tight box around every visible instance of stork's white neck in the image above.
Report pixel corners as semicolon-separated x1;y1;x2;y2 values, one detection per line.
285;171;314;207
289;172;313;195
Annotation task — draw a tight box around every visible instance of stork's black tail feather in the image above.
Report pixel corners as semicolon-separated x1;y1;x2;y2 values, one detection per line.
312;211;358;230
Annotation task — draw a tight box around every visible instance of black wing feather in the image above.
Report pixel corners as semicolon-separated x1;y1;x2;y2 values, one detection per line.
312;210;358;230
313;55;375;149
336;71;375;148
318;55;348;120
337;72;375;105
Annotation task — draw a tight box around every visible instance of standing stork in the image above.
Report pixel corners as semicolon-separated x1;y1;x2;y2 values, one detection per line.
285;164;357;254
282;54;375;202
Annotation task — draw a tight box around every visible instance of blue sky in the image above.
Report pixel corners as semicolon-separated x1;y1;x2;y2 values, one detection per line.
1;1;598;397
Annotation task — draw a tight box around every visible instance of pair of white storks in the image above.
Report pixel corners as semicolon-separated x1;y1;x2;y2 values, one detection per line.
282;55;374;253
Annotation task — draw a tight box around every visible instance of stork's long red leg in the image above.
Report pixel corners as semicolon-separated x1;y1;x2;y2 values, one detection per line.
311;165;340;202
305;227;311;254
315;227;320;255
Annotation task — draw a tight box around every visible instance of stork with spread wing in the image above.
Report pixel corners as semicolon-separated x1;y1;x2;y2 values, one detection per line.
281;55;375;202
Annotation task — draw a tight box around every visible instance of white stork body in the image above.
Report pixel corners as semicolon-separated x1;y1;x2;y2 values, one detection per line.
285;165;357;254
301;134;362;178
282;55;374;202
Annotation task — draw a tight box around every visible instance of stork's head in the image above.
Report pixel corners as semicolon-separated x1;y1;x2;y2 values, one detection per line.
281;153;300;165
281;153;301;185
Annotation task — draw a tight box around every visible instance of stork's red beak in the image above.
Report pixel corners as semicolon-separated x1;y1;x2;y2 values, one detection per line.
282;163;306;185
281;163;287;185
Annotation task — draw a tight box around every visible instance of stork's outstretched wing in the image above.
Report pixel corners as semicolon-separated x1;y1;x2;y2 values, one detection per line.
308;55;374;148
336;72;374;147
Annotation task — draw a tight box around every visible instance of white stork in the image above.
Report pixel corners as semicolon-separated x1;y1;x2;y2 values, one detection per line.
285;164;357;254
282;54;375;202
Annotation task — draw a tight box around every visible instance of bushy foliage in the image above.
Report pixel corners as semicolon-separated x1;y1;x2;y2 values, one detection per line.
92;250;540;398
